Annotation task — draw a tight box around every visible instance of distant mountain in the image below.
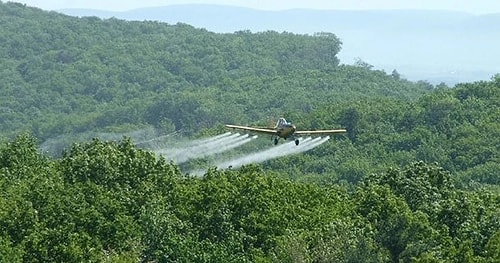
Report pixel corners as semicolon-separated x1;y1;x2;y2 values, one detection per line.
60;5;500;84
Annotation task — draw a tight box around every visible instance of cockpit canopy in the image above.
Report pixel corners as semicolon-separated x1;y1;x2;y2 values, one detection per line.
275;118;289;128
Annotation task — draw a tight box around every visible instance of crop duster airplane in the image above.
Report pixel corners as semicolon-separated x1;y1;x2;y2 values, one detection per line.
226;118;346;145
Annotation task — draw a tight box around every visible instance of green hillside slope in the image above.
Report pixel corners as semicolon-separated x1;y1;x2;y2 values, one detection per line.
267;78;499;187
1;2;429;142
1;2;497;186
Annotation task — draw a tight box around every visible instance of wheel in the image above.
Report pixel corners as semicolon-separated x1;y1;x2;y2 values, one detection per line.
295;139;300;146
274;137;279;145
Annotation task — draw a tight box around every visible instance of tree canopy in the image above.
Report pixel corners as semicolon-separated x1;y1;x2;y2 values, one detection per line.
1;135;498;262
1;1;428;142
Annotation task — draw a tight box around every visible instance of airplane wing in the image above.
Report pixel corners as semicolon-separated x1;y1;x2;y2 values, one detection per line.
225;124;278;135
295;129;347;135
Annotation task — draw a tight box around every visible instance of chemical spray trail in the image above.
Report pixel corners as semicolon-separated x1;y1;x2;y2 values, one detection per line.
156;133;257;163
156;133;239;157
157;133;240;163
171;134;256;163
215;136;329;169
201;135;258;157
181;132;233;147
137;132;232;150
292;136;330;155
187;139;309;176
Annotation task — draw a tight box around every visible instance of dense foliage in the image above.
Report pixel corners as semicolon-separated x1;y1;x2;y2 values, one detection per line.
1;2;429;142
1;135;498;262
270;77;499;187
0;2;499;262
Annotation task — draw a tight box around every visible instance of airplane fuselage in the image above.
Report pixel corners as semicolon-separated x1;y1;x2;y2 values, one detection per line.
275;124;296;139
272;121;299;145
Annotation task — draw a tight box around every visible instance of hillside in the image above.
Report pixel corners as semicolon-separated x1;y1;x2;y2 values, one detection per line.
266;79;499;187
1;1;498;181
59;4;500;84
1;2;498;184
0;2;429;142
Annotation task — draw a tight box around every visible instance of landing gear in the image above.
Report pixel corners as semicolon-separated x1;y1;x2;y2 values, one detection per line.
295;139;300;146
274;137;279;145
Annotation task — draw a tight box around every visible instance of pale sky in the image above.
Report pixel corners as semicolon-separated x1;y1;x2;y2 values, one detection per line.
13;0;500;14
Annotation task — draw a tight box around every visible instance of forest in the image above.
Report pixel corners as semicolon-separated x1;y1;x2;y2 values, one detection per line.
0;2;499;262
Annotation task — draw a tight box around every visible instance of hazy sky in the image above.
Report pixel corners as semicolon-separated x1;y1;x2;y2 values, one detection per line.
15;0;500;14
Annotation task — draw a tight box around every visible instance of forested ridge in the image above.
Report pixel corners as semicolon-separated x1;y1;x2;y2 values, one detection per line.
0;2;499;262
1;1;429;141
